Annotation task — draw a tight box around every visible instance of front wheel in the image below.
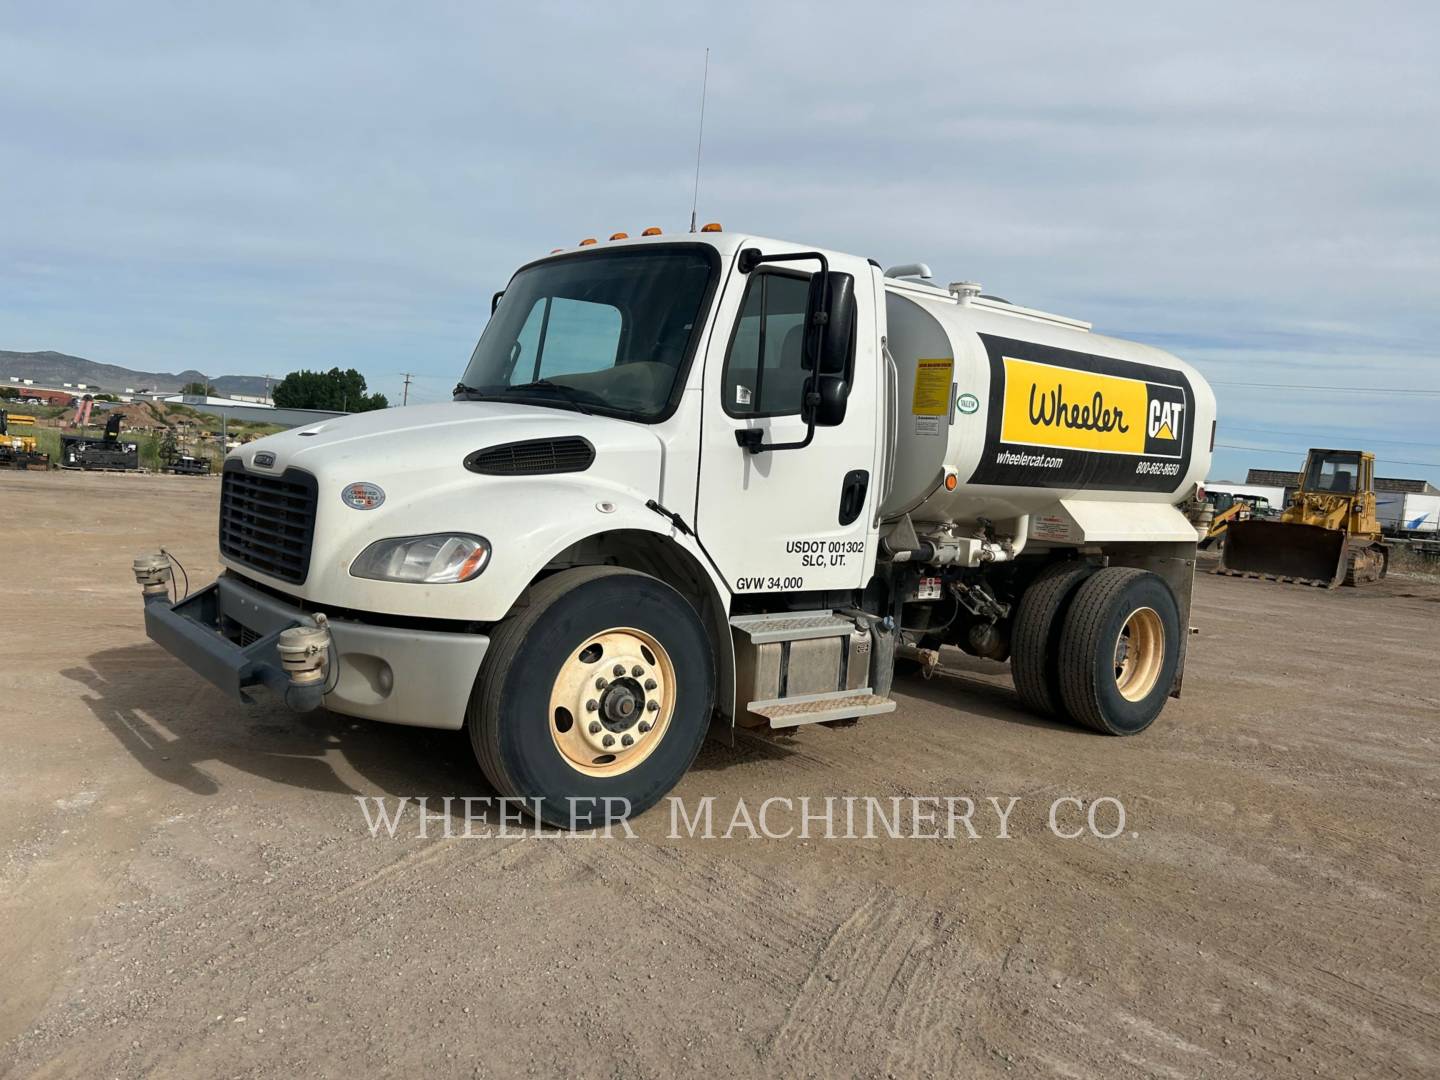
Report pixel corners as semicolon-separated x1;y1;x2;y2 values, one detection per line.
469;567;715;828
1056;567;1180;735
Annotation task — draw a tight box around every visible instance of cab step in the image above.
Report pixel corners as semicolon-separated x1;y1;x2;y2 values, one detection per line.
729;610;857;644
746;688;897;729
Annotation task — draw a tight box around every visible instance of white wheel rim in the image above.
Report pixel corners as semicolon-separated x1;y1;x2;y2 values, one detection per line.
548;627;676;778
1114;607;1165;702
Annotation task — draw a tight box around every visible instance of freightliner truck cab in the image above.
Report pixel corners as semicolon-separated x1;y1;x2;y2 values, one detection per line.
137;227;1216;826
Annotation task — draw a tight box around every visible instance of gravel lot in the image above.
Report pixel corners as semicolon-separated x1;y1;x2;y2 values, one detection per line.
3;469;1438;1078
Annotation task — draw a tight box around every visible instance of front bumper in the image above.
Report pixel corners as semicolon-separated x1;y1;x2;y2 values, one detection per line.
142;574;489;729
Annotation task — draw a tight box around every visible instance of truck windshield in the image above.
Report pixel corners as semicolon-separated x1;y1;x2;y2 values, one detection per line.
458;246;718;421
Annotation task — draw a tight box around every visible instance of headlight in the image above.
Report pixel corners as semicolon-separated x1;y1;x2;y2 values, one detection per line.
350;533;491;584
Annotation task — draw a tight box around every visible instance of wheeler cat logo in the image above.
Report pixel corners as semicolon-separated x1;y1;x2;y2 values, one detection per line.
970;333;1194;493
999;357;1185;459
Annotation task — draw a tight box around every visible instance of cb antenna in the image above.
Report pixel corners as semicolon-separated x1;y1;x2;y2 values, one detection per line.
688;47;710;233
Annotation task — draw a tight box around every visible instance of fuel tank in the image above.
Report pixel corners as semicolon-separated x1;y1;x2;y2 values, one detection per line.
880;283;1216;537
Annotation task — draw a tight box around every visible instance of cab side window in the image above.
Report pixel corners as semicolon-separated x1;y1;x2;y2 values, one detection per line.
723;272;810;416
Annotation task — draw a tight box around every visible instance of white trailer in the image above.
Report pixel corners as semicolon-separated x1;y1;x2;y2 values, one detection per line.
136;228;1216;825
1377;491;1440;535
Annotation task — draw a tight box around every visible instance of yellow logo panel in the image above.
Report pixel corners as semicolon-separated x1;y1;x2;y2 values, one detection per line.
999;357;1148;454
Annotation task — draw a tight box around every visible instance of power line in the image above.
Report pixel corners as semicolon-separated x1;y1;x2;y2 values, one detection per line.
1222;424;1440;450
1215;443;1440;469
1212;380;1440;396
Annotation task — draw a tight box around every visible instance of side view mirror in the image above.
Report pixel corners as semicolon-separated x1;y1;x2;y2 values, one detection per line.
801;272;855;426
802;272;857;377
733;248;857;453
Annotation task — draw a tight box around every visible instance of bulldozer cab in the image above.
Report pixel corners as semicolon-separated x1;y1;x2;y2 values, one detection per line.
1301;449;1368;496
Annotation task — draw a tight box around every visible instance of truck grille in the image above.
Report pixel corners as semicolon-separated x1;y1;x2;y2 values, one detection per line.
219;463;318;584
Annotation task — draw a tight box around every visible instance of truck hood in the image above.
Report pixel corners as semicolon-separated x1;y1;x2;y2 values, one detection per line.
220;401;667;615
233;400;662;479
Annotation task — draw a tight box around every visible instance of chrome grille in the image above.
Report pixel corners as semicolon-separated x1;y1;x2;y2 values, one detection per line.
219;463;318;584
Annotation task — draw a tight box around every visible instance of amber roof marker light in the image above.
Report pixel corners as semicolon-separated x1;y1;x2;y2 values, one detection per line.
641;227;662;236
609;232;629;241
578;238;598;246
700;222;723;233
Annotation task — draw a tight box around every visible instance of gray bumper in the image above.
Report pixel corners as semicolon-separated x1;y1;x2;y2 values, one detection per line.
143;575;489;729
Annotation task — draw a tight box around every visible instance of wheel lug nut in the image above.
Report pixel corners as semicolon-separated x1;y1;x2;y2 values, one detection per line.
602;734;615;748
631;665;643;677
595;677;608;691
644;678;656;690
621;734;634;747
586;699;598;712
588;720;601;734
638;721;651;733
613;664;625;677
647;700;659;712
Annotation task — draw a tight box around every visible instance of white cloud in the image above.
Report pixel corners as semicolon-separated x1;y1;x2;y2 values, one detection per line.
1;1;1437;478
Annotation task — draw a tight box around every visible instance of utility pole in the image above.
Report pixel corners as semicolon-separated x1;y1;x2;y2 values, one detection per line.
401;373;413;406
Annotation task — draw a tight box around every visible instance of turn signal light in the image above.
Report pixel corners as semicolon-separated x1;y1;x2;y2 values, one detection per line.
609;232;629;241
579;237;598;246
944;473;958;491
700;222;723;232
641;227;662;236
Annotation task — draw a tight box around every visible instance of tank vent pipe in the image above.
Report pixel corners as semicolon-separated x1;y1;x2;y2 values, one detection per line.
884;263;933;281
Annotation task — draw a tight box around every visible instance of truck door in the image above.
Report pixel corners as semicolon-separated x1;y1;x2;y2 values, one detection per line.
694;249;882;594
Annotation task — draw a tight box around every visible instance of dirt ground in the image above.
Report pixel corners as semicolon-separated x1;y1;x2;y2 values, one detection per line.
3;469;1438;1079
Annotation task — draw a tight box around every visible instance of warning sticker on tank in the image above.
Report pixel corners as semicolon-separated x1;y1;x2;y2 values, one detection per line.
968;334;1193;493
911;358;954;415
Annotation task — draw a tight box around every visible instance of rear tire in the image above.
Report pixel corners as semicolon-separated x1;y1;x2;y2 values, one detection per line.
469;566;715;828
1057;567;1180;735
1010;561;1095;719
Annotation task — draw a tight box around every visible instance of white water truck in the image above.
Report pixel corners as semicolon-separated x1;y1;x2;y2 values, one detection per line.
136;228;1216;825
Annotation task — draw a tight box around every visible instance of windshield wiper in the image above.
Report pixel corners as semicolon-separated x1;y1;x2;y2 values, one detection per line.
500;379;600;415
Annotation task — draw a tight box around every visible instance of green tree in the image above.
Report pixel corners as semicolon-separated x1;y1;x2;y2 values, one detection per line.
272;368;388;412
159;427;179;464
181;381;216;396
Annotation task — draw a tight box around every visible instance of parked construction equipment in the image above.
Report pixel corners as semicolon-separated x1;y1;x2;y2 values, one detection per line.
0;409;49;469
60;413;139;471
1220;449;1388;587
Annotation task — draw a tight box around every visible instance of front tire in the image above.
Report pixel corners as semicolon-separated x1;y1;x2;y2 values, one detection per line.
469;567;715;828
1057;567;1180;735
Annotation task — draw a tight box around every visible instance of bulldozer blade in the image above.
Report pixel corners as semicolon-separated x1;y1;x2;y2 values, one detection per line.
1217;520;1348;588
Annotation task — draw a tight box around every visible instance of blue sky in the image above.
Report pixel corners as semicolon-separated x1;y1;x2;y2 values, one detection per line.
3;2;1438;484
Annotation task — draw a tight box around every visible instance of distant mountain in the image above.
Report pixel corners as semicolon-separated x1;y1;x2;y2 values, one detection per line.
0;349;273;397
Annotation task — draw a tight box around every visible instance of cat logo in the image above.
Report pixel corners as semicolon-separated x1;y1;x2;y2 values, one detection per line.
1148;399;1185;443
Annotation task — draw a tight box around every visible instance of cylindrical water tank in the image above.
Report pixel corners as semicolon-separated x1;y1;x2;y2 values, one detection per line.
881;286;1216;529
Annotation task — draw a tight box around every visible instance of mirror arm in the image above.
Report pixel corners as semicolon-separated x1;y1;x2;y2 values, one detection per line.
733;247;831;455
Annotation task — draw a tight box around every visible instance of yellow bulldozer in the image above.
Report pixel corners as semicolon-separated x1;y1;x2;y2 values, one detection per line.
1220;448;1389;587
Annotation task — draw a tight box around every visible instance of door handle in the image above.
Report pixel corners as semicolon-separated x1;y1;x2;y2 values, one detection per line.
838;469;870;526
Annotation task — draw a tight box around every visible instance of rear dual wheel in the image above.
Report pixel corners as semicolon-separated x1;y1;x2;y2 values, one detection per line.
1012;564;1180;735
469;567;714;828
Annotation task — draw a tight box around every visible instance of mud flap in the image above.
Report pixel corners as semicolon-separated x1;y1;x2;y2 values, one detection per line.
1218;520;1348;587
